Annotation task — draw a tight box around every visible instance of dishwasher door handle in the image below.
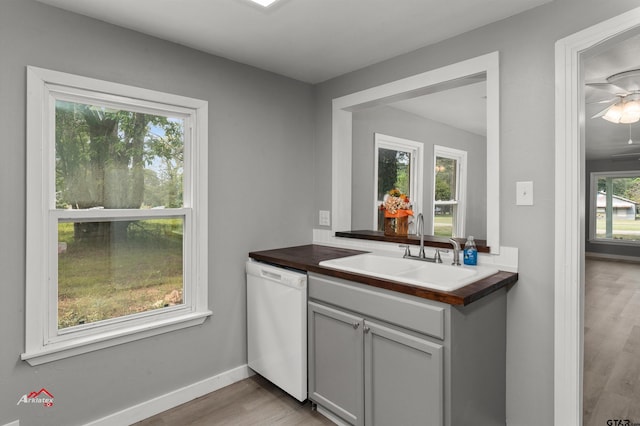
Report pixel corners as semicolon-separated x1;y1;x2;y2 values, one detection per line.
247;262;307;289
261;269;282;281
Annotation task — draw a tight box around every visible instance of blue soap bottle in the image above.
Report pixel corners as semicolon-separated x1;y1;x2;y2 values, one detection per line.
463;236;477;266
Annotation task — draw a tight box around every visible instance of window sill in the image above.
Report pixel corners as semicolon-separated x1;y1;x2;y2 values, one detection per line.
335;230;491;253
21;310;212;366
588;238;640;247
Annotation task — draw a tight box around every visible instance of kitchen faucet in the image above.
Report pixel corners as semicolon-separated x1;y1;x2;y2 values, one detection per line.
401;213;445;263
417;213;426;259
449;238;461;266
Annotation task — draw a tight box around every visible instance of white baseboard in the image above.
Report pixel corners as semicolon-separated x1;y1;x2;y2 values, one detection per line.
85;364;254;425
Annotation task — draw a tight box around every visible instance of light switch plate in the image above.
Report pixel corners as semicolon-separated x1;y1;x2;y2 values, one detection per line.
516;181;534;205
319;210;331;226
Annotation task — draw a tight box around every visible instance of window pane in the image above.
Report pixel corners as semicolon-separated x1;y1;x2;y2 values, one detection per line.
377;148;411;200
434;157;457;201
433;205;454;237
55;100;184;209
57;218;184;329
595;176;640;241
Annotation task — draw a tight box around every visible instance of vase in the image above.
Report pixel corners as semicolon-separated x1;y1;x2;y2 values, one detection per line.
384;215;409;237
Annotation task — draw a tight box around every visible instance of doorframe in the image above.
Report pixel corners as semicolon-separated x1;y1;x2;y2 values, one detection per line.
554;7;640;425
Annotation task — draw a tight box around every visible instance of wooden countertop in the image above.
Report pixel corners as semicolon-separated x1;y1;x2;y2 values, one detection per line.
248;244;517;306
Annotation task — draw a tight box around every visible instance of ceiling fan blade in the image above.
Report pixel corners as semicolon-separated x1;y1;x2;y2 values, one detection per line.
591;104;613;119
586;96;618;105
585;82;630;96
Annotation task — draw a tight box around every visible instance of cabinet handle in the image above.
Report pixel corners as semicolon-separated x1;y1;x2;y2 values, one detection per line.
363;326;370;333
353;322;360;329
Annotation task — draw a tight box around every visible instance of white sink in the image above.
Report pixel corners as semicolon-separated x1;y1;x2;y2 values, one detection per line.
319;253;499;292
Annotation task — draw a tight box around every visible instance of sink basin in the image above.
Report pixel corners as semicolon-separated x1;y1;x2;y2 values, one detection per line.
319;253;499;292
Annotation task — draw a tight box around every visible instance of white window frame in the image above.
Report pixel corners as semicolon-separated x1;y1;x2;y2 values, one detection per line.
589;170;640;245
432;145;467;237
372;133;424;229
24;66;211;365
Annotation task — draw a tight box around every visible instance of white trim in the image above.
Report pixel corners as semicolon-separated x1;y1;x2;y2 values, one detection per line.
2;421;19;426
85;365;254;425
24;66;210;365
21;312;210;366
372;133;424;229
554;7;640;426
433;145;467;237
588;171;640;244
331;52;500;253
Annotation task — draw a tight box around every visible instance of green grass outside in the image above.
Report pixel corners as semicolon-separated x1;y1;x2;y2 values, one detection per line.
595;217;640;241
433;214;453;237
57;219;183;329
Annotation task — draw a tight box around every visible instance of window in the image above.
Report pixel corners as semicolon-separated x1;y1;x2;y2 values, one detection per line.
373;134;423;230
590;171;640;244
24;67;210;365
433;146;467;237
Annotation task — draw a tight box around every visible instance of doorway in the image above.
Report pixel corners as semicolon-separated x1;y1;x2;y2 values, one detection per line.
555;7;640;425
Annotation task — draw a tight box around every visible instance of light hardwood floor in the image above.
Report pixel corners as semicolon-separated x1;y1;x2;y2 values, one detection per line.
134;374;334;426
584;258;640;426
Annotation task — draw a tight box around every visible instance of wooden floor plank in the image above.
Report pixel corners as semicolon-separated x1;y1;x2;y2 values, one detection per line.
134;375;334;426
584;258;640;426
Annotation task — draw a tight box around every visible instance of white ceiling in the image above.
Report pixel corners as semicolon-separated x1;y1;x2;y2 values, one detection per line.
584;30;640;160
390;81;487;136
37;0;551;84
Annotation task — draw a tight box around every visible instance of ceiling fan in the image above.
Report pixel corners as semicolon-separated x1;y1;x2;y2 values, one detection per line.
587;69;640;124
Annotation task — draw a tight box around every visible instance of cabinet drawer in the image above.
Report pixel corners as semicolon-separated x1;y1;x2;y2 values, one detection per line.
309;273;445;340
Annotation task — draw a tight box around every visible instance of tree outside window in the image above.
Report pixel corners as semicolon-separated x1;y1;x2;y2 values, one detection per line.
25;66;209;365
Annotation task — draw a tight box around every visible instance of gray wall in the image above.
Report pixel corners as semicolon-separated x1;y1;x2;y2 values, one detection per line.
313;0;640;424
5;0;640;425
351;105;487;237
586;158;640;257
0;1;314;425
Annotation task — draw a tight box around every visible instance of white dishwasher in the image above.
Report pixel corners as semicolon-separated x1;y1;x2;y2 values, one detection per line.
246;259;307;402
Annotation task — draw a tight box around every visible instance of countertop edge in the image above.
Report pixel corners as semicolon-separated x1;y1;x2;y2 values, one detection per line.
248;244;518;306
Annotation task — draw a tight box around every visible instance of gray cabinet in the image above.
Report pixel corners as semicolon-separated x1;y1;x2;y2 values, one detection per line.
308;272;506;426
364;320;443;426
308;301;443;426
308;301;364;425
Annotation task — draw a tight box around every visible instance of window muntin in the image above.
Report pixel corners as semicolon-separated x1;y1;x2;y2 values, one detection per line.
373;134;423;231
25;66;209;365
433;146;467;238
590;172;640;243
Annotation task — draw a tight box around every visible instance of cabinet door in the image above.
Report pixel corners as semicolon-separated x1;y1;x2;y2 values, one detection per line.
308;301;364;426
364;320;443;426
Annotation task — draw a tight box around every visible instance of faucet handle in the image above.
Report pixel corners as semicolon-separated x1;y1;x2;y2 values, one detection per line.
434;249;449;263
399;245;412;257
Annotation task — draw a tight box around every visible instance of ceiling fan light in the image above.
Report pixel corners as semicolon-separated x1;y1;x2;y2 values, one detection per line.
620;100;640;123
602;103;624;123
248;0;280;7
620;114;640;124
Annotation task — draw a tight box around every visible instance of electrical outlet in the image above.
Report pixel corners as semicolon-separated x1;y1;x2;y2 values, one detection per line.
516;181;534;205
319;210;331;226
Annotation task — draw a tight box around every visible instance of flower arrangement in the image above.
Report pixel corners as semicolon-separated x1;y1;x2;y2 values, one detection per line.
381;189;413;236
382;188;413;217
